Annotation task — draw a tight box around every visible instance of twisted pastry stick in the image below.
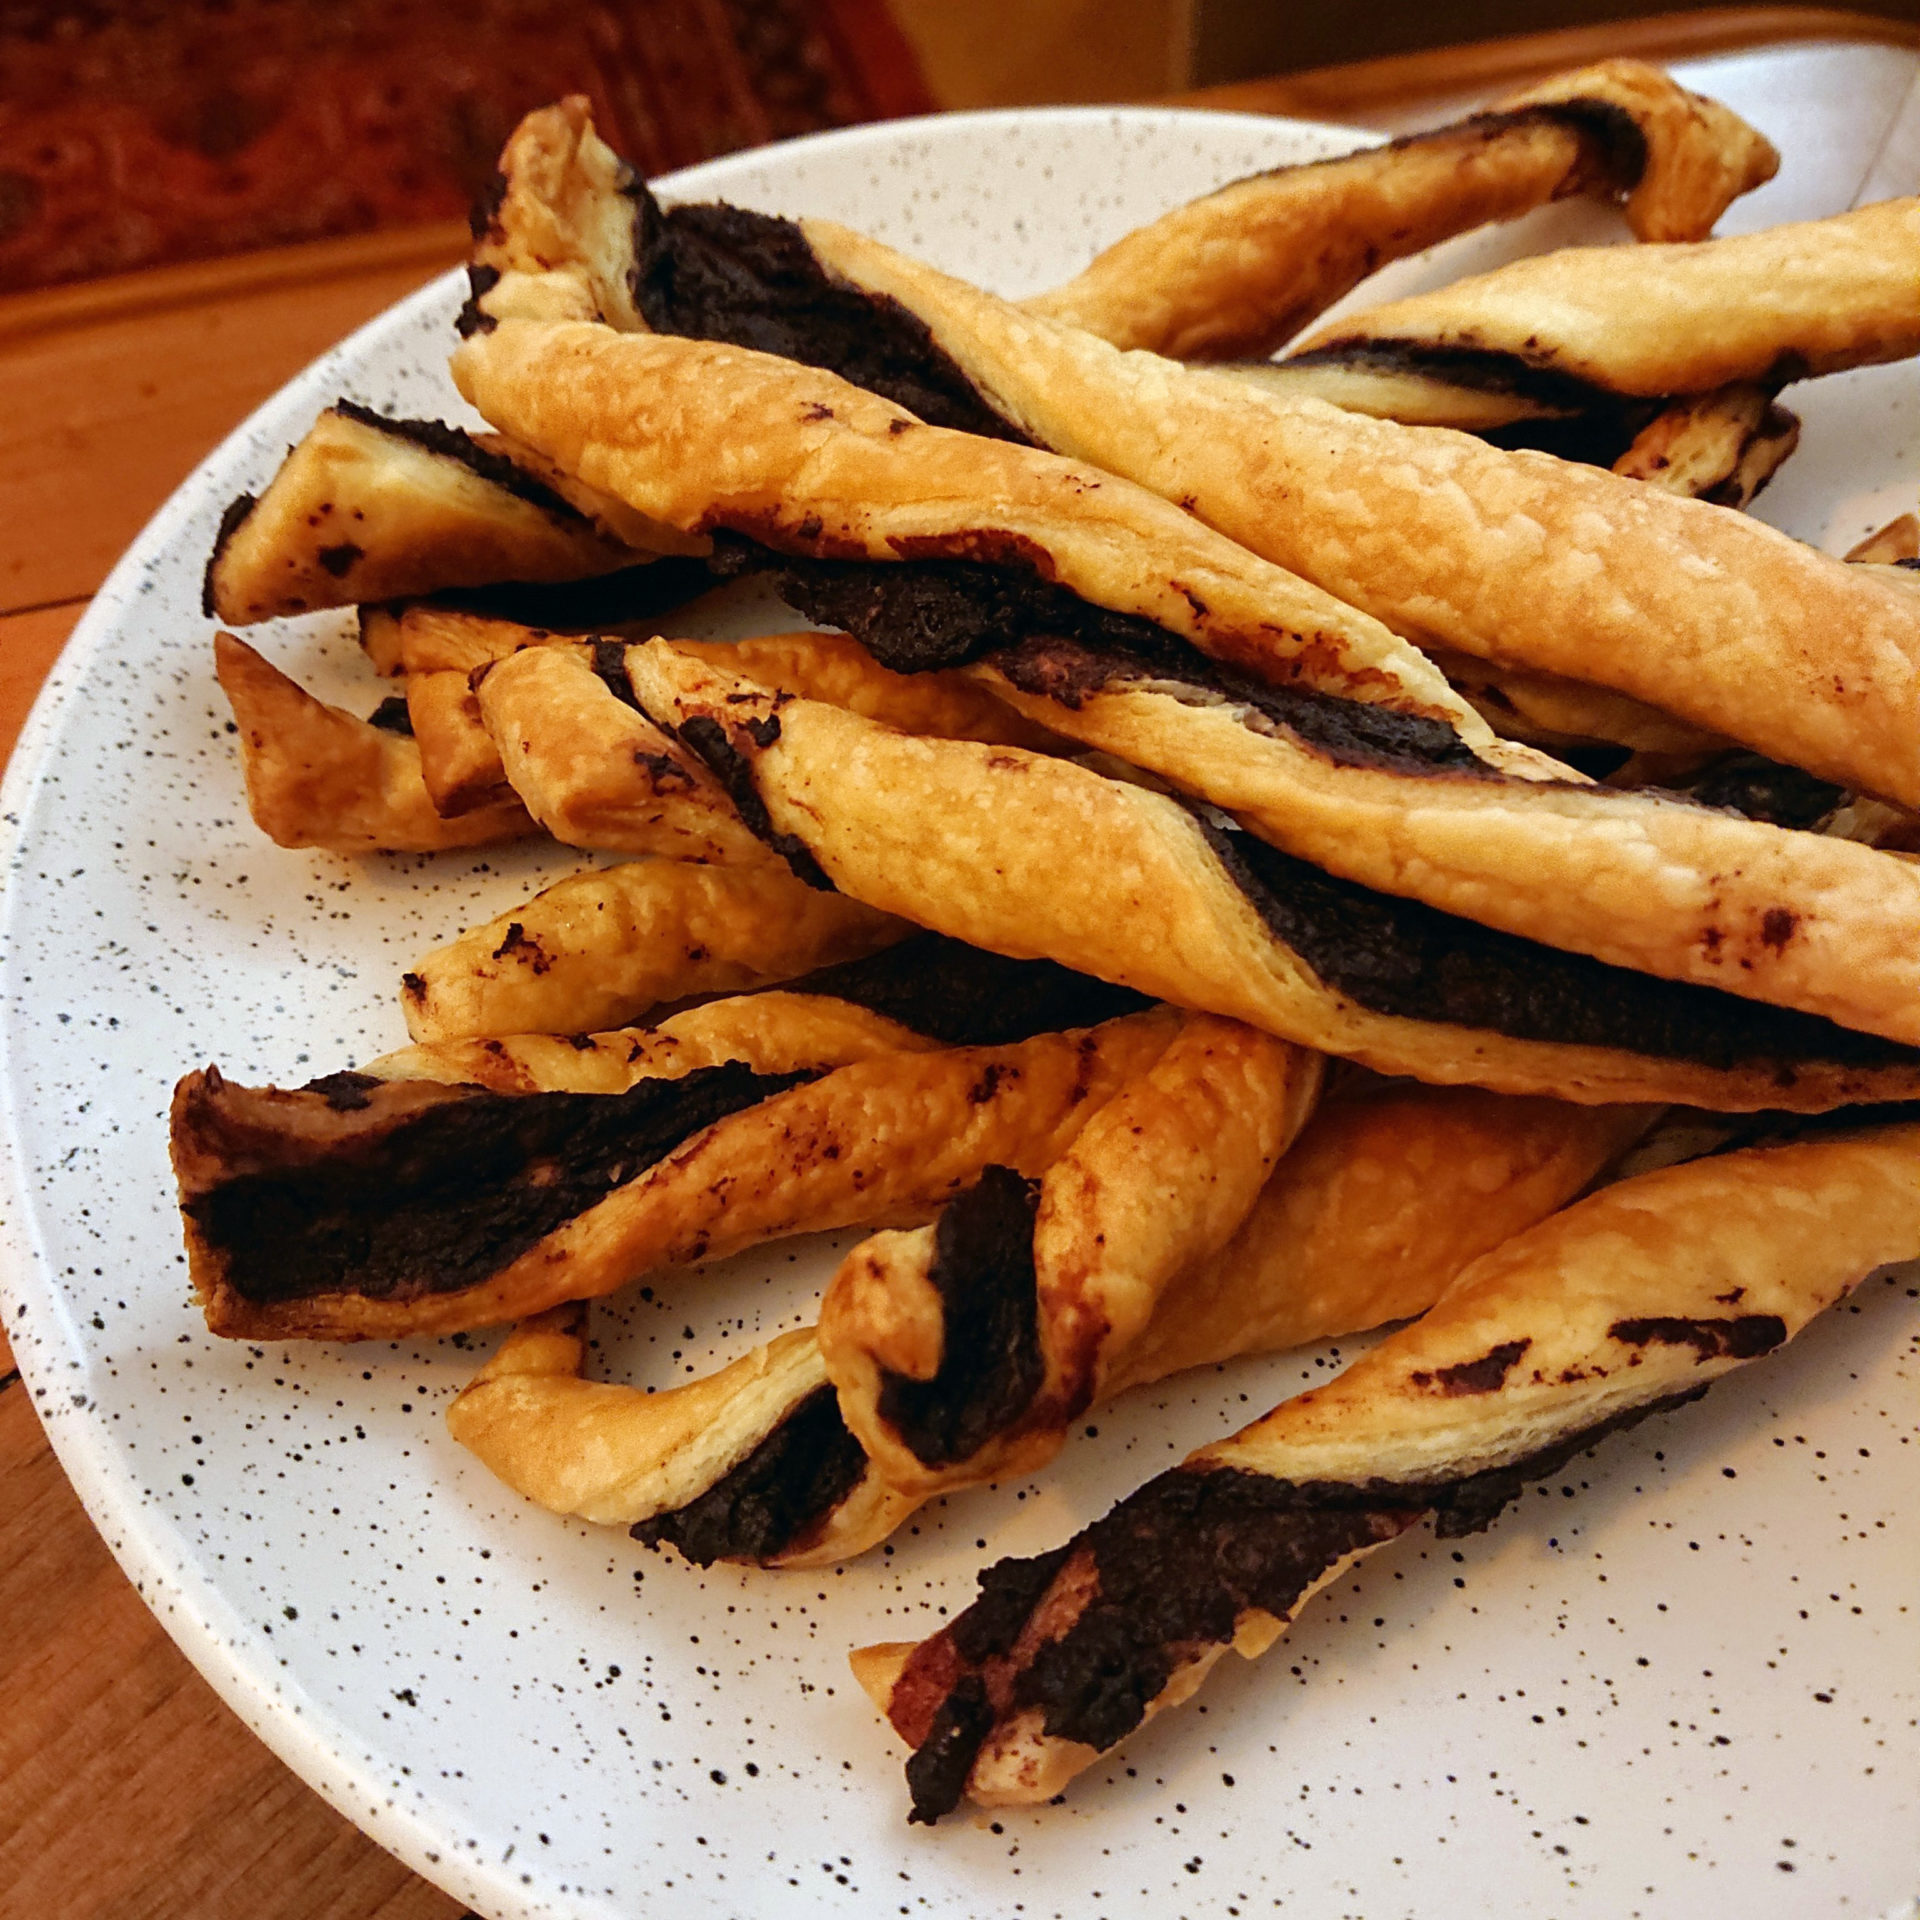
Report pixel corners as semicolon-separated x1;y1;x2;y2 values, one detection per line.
857;1111;1920;1819
626;643;1920;1099
1290;196;1920;403
214;632;536;853
399;855;904;1043
760;227;1920;809
448;310;1920;1036
205;401;683;624
449;1081;1646;1565
1021;61;1773;361
472;630;1060;844
172;1003;1177;1340
817;1017;1317;1493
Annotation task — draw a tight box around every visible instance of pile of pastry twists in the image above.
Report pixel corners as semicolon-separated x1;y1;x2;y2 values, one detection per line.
172;64;1920;1822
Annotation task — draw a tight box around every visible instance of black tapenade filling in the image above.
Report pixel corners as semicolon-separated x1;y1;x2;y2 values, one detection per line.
631;1383;871;1565
630;188;1032;444
1208;822;1917;1071
877;1165;1046;1468
705;532;1494;779
1666;751;1846;830
905;1382;1706;1820
789;931;1150;1046
186;1060;812;1304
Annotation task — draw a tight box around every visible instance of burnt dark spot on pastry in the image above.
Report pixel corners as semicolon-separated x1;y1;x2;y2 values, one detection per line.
631;1383;869;1565
400;971;427;1001
1609;1314;1788;1360
1667;752;1846;830
331;400;592;526
300;1070;382;1111
673;715;835;891
180;1060;811;1305
1209;823;1919;1071
203;491;258;615
366;695;414;736
878;1165;1044;1468
997;632;1491;777
467;170;509;240
415;555;714;630
789;932;1151;1046
634;749;695;789
629;188;1032;443
903;1383;1713;1815
591;638;641;709
1411;1338;1532;1395
490;921;550;970
454;263;501;337
1760;907;1798;952
317;542;363;577
904;1675;997;1826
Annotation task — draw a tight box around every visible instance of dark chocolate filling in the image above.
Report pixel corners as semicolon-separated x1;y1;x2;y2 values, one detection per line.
877;1165;1045;1468
994;631;1491;776
1210;823;1918;1072
879;1159;1044;1459
1665;752;1845;831
331;400;593;526
788;931;1150;1046
708;532;1492;779
185;1060;811;1304
906;1383;1705;1820
630;1383;870;1565
630;189;1032;444
671;712;836;891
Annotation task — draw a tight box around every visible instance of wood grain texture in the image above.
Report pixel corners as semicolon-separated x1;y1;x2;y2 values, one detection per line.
0;232;465;615
0;1381;464;1920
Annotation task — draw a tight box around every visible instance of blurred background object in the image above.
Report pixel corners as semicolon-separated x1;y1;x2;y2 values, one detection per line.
0;0;932;293
4;1;1919;293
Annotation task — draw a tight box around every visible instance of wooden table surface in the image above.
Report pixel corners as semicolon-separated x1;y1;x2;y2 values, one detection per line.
5;12;1916;1916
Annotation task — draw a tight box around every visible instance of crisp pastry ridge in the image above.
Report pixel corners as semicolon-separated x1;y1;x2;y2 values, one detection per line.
625;642;1920;1098
858;1111;1920;1818
448;1078;1647;1565
172;1004;1179;1340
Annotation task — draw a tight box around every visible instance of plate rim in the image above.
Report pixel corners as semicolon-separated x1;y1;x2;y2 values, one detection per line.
0;99;1381;1920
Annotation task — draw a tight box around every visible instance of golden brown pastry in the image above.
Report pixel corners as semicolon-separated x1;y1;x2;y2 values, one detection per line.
761;227;1920;810
1289;195;1920;400
398;854;905;1043
448;1079;1646;1566
448;310;1920;1033
636;640;1920;1066
1608;382;1799;506
860;1110;1920;1819
204;403;657;624
447;316;1493;738
472;630;1063;840
474;641;779;860
449;1314;924;1568
817;1017;1318;1495
172;1005;1178;1340
1020;61;1774;359
621;646;1920;1107
466;77;1769;377
214;632;537;853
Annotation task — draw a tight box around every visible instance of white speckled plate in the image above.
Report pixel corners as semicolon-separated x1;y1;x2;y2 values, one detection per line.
5;99;1920;1920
